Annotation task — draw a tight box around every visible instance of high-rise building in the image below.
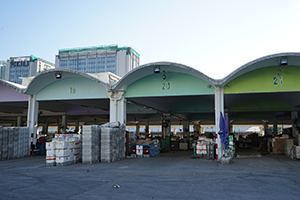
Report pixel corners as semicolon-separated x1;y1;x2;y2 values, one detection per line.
0;61;7;80
55;45;140;77
6;55;55;84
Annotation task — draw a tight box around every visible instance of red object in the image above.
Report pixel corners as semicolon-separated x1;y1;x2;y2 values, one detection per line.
39;136;46;143
131;150;136;154
216;144;218;149
216;154;218;160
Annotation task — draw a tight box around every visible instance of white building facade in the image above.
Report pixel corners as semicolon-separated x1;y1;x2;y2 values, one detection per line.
0;60;7;80
55;45;140;77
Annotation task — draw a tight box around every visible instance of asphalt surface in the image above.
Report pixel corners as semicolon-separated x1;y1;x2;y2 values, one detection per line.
1;150;300;200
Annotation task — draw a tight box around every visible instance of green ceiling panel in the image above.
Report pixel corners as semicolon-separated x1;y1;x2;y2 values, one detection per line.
224;66;300;94
229;97;291;112
36;77;108;101
170;99;214;113
125;72;214;98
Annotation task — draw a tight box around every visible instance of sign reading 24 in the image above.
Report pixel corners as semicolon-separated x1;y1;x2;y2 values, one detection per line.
273;76;283;85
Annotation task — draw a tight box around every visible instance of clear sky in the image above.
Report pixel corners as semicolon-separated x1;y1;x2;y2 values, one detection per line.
1;0;300;79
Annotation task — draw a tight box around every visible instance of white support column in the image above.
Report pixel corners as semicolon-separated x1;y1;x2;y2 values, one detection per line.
27;95;39;146
214;86;224;160
108;91;126;126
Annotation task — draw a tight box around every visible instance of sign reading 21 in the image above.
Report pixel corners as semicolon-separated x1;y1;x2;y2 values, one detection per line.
273;76;283;85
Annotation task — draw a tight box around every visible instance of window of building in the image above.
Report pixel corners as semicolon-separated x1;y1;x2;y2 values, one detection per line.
69;59;77;70
87;58;96;73
78;58;86;72
22;66;29;77
97;57;106;73
9;66;15;82
60;59;68;69
106;56;116;73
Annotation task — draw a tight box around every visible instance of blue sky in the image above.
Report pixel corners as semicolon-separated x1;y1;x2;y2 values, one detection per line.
1;0;300;78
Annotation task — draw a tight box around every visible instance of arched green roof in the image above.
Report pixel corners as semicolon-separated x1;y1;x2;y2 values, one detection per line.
112;62;217;91
24;69;110;95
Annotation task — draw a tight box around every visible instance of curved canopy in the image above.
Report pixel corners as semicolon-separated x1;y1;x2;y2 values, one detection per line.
0;79;26;93
24;68;110;95
220;52;300;87
113;62;216;91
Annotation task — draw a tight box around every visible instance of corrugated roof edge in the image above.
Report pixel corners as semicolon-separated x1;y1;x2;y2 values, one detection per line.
58;44;140;58
59;44;118;54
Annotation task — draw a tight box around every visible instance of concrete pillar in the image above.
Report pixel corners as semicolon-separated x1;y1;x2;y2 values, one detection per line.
264;123;269;135
108;91;126;125
17;114;22;127
136;124;140;138
200;126;204;134
214;86;224;160
145;120;149;134
62;113;67;134
42;123;48;134
183;120;190;139
273;118;278;135
75;120;79;133
194;124;200;134
56;118;60;133
27;95;39;146
291;109;299;137
229;124;233;133
162;114;171;150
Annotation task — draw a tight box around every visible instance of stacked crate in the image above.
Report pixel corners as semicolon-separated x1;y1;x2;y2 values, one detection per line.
46;141;56;166
13;128;19;158
82;125;100;164
0;126;2;160
8;128;14;159
285;139;294;156
2;128;8;160
0;127;29;160
100;125;126;162
55;140;70;166
74;140;82;162
100;126;110;162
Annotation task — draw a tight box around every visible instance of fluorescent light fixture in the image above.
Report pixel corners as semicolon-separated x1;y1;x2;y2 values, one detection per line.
280;57;288;66
55;72;62;79
153;66;160;73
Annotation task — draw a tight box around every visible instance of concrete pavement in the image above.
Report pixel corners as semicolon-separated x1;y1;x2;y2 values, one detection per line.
0;151;300;200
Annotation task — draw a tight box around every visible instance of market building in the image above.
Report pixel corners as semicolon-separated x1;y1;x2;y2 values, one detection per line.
1;52;300;164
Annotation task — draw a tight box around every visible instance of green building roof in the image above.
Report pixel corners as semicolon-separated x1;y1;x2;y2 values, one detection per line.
59;44;140;58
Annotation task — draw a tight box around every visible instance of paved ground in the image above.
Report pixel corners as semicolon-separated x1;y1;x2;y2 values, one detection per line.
1;150;300;200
